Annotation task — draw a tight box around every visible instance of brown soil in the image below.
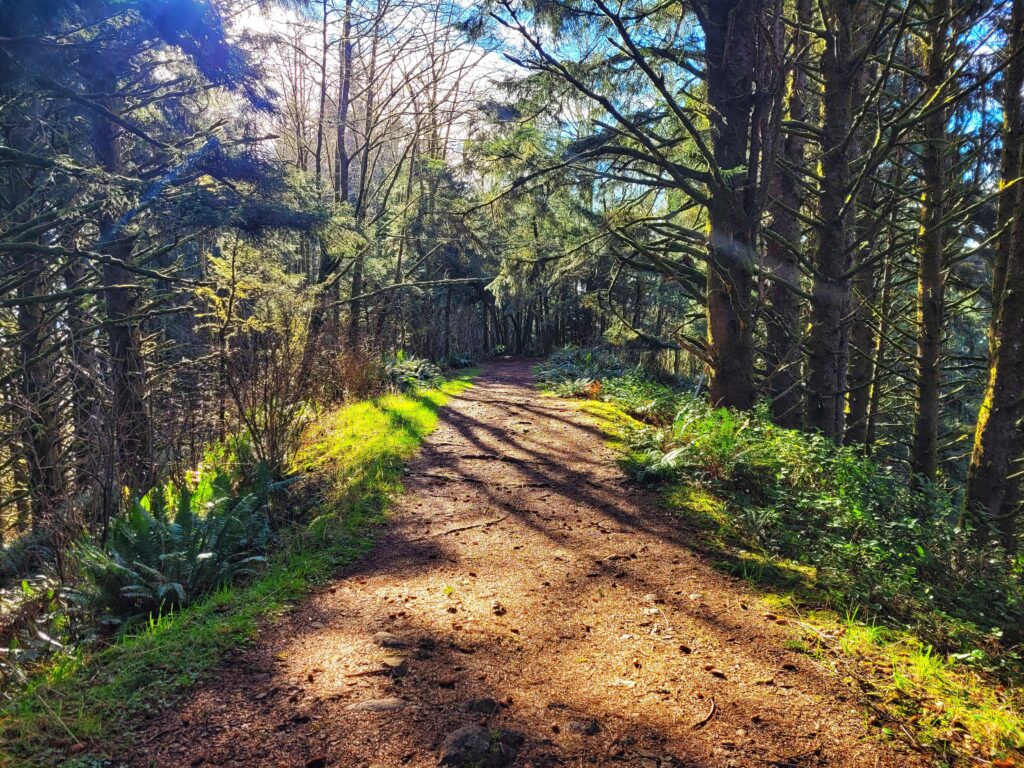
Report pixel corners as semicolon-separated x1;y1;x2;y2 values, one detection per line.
122;361;926;768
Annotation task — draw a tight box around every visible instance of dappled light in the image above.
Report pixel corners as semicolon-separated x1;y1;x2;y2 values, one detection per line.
119;363;926;768
1;0;1023;766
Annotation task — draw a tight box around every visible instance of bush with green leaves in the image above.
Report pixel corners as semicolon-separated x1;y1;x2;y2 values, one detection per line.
385;352;445;391
623;394;1022;644
535;347;686;423
0;574;64;681
441;352;475;369
534;346;624;387
538;349;1023;646
73;468;278;625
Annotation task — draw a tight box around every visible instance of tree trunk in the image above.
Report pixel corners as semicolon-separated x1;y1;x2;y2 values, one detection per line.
64;260;102;524
17;262;66;546
845;47;888;448
2;146;67;548
764;0;810;428
350;31;380;349
966;0;1024;548
443;284;452;359
89;84;154;497
314;0;329;189
911;3;950;482
701;0;761;410
864;257;894;453
806;0;858;439
965;175;1024;548
845;257;877;446
991;0;1024;331
335;0;353;205
481;295;490;353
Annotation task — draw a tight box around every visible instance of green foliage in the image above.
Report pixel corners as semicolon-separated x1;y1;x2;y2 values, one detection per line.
71;468;278;625
0;575;63;677
774;609;1024;763
0;372;476;767
385;353;445;391
441;352;475;369
539;348;1023;646
534;345;624;385
598;374;685;424
624;397;1022;641
535;346;684;423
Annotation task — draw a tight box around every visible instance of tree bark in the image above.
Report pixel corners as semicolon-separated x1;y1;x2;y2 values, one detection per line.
845;260;877;447
910;3;950;482
314;0;330;189
844;45;888;449
700;0;762;410
87;77;154;498
335;0;353;205
965;167;1024;548
349;29;380;348
864;256;894;453
17;261;66;544
991;0;1024;330
806;0;858;439
966;0;1024;547
64;260;102;524
764;0;810;428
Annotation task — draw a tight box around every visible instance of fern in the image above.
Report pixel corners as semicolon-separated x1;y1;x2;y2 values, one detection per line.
72;466;279;625
385;355;444;391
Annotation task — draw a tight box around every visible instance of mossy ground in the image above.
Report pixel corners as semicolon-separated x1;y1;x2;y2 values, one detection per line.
0;372;475;768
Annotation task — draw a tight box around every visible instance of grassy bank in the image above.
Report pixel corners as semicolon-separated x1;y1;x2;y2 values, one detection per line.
0;372;475;768
537;349;1023;766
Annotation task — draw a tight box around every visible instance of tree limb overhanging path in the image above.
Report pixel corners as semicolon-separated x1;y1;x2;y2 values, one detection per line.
126;362;924;768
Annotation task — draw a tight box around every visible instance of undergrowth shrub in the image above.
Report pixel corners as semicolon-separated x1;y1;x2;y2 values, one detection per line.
331;344;387;399
441;352;475;369
625;399;1024;640
534;346;623;389
71;466;279;626
0;575;63;679
535;346;686;423
538;347;1024;646
386;352;444;391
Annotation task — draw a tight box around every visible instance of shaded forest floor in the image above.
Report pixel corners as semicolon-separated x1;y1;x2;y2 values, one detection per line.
120;361;925;767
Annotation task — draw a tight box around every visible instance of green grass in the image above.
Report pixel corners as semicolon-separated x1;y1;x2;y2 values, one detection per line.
798;612;1024;763
575;398;642;442
0;371;475;768
568;391;1024;766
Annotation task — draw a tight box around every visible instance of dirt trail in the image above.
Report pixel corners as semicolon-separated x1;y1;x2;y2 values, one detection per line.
125;362;923;768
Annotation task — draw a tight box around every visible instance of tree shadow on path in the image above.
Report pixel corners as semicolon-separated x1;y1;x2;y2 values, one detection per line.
121;361;926;768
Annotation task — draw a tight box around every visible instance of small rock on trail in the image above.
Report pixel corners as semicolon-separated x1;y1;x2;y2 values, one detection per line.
567;718;601;735
373;631;409;649
438;725;523;767
345;697;408;712
459;697;500;714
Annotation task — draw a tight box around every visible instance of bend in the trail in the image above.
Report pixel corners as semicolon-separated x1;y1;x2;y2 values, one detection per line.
125;361;924;768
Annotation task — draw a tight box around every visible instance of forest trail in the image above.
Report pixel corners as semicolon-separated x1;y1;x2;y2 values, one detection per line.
125;361;923;768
